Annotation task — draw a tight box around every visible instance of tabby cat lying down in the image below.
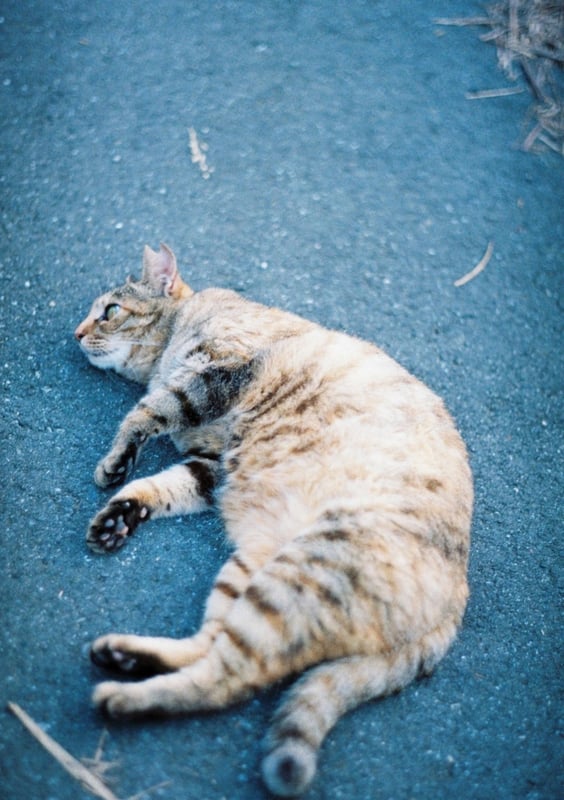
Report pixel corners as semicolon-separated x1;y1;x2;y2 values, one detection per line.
75;244;473;797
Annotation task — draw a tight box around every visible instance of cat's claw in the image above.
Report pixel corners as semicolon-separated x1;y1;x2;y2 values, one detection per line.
90;633;168;677
91;637;140;673
87;498;150;553
94;443;138;488
94;459;130;488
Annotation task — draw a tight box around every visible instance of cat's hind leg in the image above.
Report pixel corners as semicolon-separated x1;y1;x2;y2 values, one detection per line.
91;614;457;796
92;623;267;718
91;543;352;715
90;548;274;674
87;457;219;553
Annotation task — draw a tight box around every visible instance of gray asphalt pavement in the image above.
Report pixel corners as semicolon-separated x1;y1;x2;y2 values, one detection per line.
1;1;562;799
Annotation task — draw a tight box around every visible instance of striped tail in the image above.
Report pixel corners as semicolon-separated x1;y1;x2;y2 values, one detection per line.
262;621;458;797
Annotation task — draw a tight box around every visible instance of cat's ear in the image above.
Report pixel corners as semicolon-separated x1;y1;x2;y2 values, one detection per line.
142;243;192;298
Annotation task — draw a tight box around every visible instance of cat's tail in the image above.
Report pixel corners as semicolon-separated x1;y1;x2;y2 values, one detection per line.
261;619;458;797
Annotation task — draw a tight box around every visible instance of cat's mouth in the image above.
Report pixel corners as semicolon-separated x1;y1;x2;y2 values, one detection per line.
85;348;113;367
79;337;137;372
78;338;117;365
77;338;105;358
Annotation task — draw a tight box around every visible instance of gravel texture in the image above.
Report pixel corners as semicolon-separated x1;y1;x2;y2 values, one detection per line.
1;2;562;799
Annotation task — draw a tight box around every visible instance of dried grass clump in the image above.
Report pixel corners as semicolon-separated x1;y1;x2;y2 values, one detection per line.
438;1;564;154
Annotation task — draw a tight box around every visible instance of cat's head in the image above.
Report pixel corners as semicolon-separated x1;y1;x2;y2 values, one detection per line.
75;243;193;383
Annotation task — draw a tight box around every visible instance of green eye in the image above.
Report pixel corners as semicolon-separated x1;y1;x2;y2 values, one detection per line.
103;303;121;321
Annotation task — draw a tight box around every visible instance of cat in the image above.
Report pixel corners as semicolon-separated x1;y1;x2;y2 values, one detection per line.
75;243;473;797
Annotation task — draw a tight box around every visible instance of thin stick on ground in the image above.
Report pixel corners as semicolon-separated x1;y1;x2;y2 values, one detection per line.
454;241;494;287
126;781;173;800
465;87;525;99
7;702;120;800
434;17;493;27
81;729;121;783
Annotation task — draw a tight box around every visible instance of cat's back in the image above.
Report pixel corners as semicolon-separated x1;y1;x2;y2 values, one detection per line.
174;287;316;355
242;322;463;457
226;323;472;552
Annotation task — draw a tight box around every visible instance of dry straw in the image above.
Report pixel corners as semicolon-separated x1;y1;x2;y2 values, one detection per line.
437;0;564;154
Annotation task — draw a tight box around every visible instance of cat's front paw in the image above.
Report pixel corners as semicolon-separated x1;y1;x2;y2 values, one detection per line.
87;498;150;553
94;444;138;488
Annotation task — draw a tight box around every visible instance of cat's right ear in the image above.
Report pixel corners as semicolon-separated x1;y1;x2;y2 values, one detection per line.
142;243;193;299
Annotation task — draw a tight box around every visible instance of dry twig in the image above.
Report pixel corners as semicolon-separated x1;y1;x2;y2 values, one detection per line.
7;702;120;800
454;241;495;287
7;703;172;800
80;729;121;783
126;781;173;800
465;87;526;99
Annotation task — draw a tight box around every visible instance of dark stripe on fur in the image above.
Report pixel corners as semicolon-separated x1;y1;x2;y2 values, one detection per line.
291;572;346;611
138;403;168;428
275;553;297;566
272;722;318;751
318;584;344;608
185;447;221;461
245;584;282;618
395;520;468;565
223;626;256;661
185;460;216;504
200;361;256;419
232;553;252;576
171;388;203;426
249;375;311;420
215;580;240;600
315;528;353;542
270;694;328;743
217;650;239;678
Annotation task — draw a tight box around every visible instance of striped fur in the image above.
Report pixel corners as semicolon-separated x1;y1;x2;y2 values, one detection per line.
76;244;473;797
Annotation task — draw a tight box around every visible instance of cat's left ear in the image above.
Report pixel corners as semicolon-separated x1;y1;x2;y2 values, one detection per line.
142;243;192;299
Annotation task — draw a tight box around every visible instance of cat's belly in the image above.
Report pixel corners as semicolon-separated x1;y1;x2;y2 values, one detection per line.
219;408;471;556
217;435;470;647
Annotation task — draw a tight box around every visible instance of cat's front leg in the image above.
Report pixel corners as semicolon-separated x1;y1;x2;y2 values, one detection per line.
95;388;180;488
96;360;255;488
88;458;220;552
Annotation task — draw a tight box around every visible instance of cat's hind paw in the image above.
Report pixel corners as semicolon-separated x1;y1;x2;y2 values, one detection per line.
87;498;150;553
92;680;144;718
91;635;141;673
90;633;166;676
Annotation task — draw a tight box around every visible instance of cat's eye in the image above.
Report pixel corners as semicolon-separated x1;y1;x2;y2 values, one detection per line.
103;303;121;321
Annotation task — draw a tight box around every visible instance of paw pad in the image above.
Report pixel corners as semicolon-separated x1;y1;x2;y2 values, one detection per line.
91;643;138;672
87;498;151;553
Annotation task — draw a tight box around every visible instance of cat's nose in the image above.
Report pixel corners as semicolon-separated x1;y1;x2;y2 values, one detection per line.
74;323;86;340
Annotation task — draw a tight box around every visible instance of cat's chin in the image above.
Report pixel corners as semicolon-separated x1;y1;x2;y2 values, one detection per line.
82;342;132;372
86;349;122;371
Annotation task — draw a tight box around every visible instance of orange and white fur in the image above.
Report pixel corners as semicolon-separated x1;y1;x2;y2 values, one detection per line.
75;244;473;797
